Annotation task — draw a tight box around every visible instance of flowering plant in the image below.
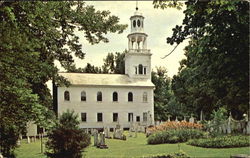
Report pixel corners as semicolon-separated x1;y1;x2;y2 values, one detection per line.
147;121;203;134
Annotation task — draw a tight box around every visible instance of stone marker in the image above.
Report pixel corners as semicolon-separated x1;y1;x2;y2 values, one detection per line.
27;136;30;144
93;130;98;146
98;132;108;149
189;116;194;123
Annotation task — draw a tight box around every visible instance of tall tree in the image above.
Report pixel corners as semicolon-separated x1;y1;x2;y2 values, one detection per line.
0;1;126;156
102;51;126;74
155;0;249;119
152;67;172;121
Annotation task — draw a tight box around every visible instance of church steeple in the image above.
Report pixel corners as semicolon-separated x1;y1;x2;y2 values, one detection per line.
125;6;152;80
128;4;148;51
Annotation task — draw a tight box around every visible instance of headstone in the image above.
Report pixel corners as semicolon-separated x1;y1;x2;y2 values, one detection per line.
175;117;178;122
93;130;98;146
227;116;232;134
98;132;108;149
189;116;194;123
246;121;250;134
17;139;21;146
200;110;203;121
167;116;171;122
0;153;3;158
27;136;30;144
222;124;227;134
134;123;138;138
104;127;111;139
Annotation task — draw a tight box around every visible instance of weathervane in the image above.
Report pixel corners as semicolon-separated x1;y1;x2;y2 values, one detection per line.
136;0;138;10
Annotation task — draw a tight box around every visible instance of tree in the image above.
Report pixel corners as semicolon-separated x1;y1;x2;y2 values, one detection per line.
155;0;249;119
102;51;126;74
46;110;90;158
152;67;172;120
0;1;126;156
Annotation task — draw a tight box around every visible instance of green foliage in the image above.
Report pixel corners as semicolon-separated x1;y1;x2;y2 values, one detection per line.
1;1;126;156
153;0;184;10
102;51;125;74
187;135;250;148
169;0;249;119
46;110;91;158
0;125;20;158
142;151;190;158
147;129;205;145
209;107;228;134
152;67;172;121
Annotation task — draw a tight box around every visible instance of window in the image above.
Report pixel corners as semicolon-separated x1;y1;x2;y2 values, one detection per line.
136;116;140;122
81;91;86;101
81;113;87;122
97;113;103;122
113;113;118;122
144;67;147;75
138;64;143;74
133;20;136;27
97;91;102;101
113;92;118;102
128;92;133;102
135;67;137;74
143;92;147;102
64;91;70;101
137;19;141;27
128;113;133;122
143;112;147;122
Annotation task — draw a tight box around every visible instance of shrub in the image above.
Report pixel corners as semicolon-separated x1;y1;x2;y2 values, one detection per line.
147;129;206;144
142;150;190;158
187;135;250;148
147;121;202;136
46;110;91;158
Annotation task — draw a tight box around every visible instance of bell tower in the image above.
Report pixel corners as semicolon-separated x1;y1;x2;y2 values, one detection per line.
125;6;152;80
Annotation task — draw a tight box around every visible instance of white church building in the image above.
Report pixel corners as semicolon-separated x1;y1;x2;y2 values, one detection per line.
54;8;155;130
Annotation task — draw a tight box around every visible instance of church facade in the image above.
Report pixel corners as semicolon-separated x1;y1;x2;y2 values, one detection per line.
54;8;155;129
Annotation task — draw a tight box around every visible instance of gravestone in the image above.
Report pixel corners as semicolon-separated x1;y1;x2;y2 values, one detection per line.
27;136;30;144
227;116;232;134
134;123;138;138
98;132;108;149
175;117;179;122
246;121;250;134
93;130;99;146
104;127;111;139
189;116;194;123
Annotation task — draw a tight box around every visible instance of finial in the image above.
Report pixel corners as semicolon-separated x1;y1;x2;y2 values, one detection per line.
136;1;138;10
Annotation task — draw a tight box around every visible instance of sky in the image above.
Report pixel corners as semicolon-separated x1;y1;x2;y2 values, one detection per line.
59;1;188;78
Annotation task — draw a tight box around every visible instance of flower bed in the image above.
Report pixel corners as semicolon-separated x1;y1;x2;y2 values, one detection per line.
147;121;203;136
187;135;250;148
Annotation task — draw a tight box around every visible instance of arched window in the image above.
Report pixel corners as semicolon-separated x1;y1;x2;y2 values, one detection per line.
128;92;133;102
144;67;147;75
138;64;143;74
137;19;141;27
81;91;86;101
113;92;118;102
97;91;102;102
143;92;147;102
64;91;70;101
133;20;136;27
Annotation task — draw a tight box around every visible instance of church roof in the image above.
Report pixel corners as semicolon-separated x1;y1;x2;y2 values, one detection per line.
59;72;154;88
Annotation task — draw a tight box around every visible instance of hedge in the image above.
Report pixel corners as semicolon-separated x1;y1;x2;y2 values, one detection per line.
147;129;206;144
187;135;250;148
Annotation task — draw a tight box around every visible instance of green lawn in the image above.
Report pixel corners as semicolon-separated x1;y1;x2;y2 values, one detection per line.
15;132;250;158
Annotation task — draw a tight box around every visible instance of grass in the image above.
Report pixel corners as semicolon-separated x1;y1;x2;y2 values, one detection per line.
15;132;250;158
